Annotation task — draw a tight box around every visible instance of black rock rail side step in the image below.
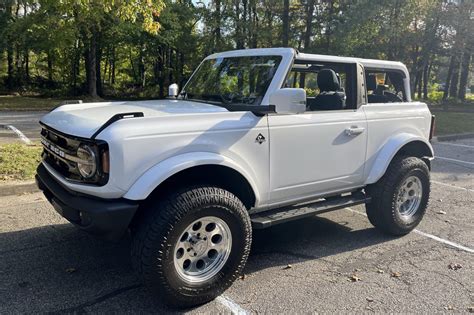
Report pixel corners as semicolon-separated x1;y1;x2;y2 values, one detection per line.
251;192;370;229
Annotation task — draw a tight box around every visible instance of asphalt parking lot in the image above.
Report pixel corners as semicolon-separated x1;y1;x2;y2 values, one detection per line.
0;118;473;313
0;111;45;144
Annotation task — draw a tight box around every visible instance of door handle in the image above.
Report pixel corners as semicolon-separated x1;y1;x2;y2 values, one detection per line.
345;126;365;136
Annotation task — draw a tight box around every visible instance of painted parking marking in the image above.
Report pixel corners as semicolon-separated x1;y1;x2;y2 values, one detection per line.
434;156;474;166
0;124;32;144
216;295;248;315
434;142;474;149
431;180;474;193
345;207;474;254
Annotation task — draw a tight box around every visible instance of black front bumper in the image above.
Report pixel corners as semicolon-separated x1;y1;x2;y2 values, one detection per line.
36;163;139;241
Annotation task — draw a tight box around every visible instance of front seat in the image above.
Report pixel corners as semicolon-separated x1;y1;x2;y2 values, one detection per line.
367;74;387;103
310;69;346;111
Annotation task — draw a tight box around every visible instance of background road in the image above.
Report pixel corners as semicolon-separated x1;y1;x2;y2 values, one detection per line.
0;111;45;144
0;135;473;313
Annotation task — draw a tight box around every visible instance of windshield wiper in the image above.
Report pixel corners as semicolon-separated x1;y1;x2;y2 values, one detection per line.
185;97;275;116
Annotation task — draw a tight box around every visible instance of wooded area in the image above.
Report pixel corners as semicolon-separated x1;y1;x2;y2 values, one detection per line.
0;0;472;101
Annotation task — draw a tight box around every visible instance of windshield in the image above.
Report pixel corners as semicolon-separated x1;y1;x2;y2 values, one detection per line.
182;55;282;106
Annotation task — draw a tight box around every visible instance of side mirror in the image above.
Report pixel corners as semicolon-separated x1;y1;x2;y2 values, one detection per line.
269;88;306;114
168;83;179;98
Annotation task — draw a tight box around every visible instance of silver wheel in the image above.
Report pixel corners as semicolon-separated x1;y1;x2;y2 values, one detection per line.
395;175;423;219
173;216;232;283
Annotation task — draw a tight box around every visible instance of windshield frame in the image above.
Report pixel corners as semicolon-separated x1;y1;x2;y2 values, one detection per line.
179;49;296;107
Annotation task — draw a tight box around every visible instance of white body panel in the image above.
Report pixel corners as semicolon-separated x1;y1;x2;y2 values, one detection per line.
39;48;433;210
267;108;367;206
362;102;434;184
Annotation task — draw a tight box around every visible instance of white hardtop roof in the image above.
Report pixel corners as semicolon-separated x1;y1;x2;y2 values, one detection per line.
207;47;408;73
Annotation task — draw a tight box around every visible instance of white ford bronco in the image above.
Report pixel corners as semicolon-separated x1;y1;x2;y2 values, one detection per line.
36;48;435;307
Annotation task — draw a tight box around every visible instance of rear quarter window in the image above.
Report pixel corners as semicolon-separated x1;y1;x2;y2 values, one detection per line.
365;70;407;103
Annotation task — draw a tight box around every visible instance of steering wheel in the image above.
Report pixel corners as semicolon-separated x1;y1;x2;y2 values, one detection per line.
384;91;403;102
220;92;241;104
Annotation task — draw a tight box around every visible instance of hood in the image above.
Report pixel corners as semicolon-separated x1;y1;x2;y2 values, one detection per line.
40;99;227;138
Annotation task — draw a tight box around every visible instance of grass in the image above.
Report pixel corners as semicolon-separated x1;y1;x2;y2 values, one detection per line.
0;95;67;111
0;143;42;181
434;111;474;136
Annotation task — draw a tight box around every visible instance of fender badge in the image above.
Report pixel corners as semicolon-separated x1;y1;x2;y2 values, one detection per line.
255;133;266;144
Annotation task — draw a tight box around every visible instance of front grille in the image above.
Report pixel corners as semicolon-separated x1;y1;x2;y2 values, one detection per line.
40;125;109;186
41;127;83;181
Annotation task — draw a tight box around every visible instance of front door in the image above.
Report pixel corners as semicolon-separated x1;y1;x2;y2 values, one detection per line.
267;108;368;206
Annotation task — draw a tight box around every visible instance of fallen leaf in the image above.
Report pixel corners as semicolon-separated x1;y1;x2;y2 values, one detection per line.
448;263;462;271
366;297;374;302
377;269;385;274
348;274;361;282
467;306;474;313
283;264;292;270
65;267;77;273
444;305;454;311
438;198;443;202
240;274;246;280
391;271;401;278
437;210;447;215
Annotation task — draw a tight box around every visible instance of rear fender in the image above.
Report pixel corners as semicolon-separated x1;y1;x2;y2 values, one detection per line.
365;133;434;184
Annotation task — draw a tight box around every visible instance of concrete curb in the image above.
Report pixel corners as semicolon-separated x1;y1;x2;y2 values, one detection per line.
0;180;39;197
432;132;474;142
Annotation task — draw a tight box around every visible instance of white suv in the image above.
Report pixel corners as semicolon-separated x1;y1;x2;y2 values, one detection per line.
36;48;435;307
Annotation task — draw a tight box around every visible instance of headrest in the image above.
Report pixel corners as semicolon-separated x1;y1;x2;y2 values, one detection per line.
317;69;340;92
366;74;377;91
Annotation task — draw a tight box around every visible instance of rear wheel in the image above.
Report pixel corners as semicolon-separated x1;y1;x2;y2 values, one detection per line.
131;186;251;308
365;156;430;235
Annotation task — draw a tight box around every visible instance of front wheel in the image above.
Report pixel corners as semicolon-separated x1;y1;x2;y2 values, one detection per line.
365;156;430;235
131;186;252;308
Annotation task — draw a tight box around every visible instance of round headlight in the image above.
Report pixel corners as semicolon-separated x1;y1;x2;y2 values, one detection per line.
76;145;97;178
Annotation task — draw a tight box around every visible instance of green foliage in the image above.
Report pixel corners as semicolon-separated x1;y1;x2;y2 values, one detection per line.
0;0;472;101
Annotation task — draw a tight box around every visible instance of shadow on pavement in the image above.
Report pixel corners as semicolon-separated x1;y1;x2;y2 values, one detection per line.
0;214;395;313
247;215;394;274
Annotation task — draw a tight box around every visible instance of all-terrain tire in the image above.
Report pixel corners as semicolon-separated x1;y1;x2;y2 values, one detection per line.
365;156;430;235
131;186;252;308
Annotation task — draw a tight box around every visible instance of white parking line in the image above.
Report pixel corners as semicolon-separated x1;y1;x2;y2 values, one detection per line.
0;125;31;144
216;295;248;314
434;142;474;149
345;207;474;254
432;180;474;193
435;156;474;166
413;230;474;254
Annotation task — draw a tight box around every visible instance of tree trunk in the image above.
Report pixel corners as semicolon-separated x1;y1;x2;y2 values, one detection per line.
215;0;221;50
417;70;422;99
458;50;471;100
234;2;244;49
443;55;455;100
282;0;290;47
96;39;103;97
303;0;315;52
422;63;429;100
6;46;14;89
24;48;29;81
424;60;433;99
109;45;115;85
448;56;460;98
248;0;258;48
47;51;53;83
86;35;98;98
325;0;334;54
